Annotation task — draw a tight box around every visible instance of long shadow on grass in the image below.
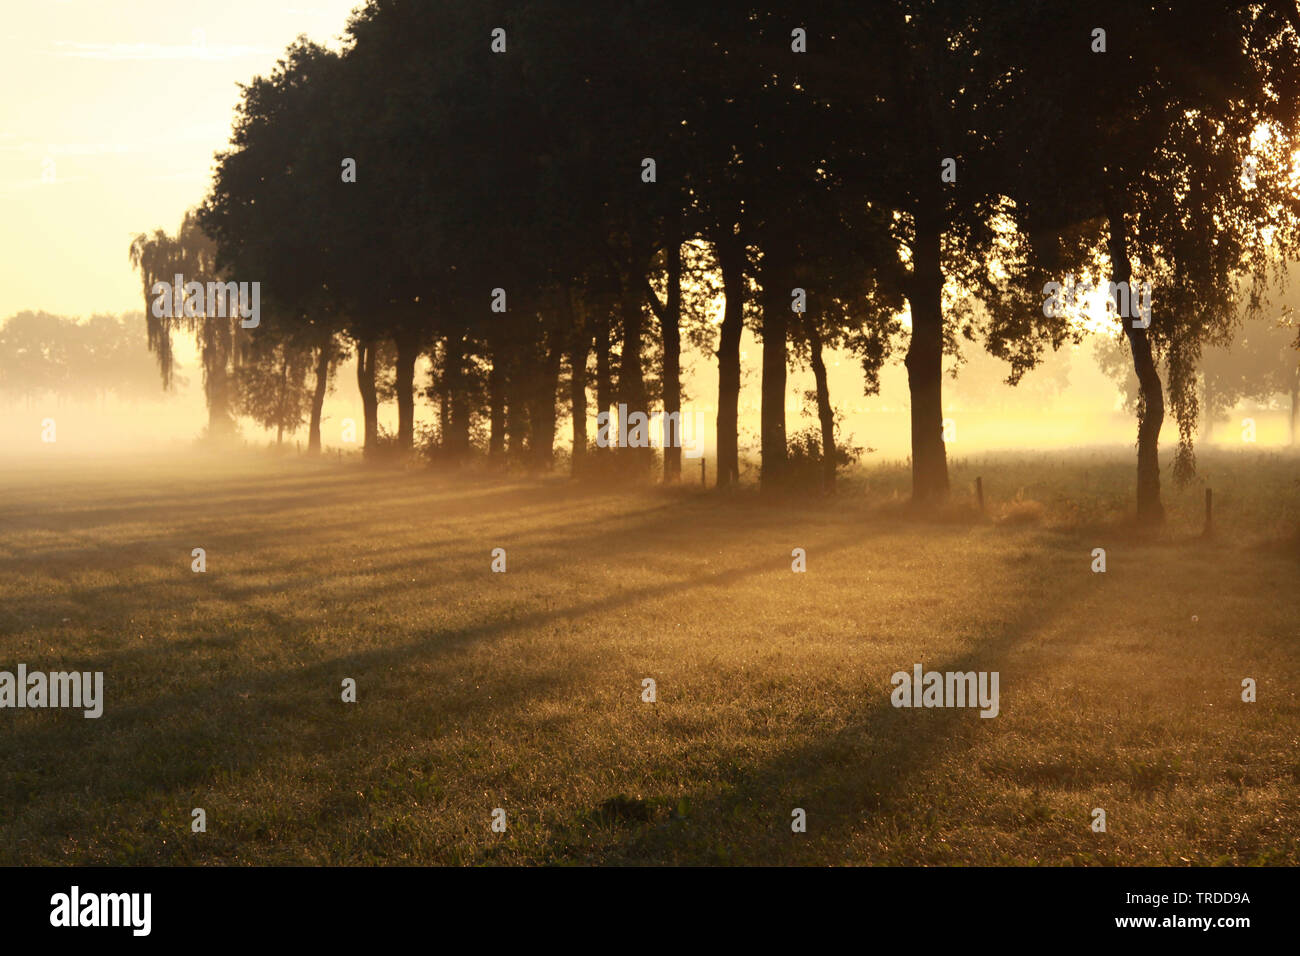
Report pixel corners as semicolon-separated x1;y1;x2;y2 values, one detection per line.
537;541;1092;866
0;471;606;563
0;492;896;863
0;478;675;630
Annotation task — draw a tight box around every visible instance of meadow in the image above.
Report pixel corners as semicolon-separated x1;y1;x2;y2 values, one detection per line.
0;448;1297;865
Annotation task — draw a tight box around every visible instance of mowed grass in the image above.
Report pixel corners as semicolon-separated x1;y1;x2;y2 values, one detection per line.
0;448;1297;865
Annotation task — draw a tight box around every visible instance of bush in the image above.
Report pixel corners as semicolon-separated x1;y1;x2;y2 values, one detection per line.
997;489;1046;525
784;423;867;491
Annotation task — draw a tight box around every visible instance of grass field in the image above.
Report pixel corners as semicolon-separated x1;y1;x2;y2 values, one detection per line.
1;449;1298;865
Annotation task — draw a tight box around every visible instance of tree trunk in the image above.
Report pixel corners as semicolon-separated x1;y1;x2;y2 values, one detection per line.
488;333;506;465
203;321;235;440
805;312;836;492
207;366;233;438
308;338;331;454
760;239;789;493
201;318;236;440
393;329;418;452
275;354;289;448
904;201;949;504
435;338;451;450
1110;208;1164;525
618;273;650;473
446;328;470;459
530;329;562;471
715;234;745;489
568;296;590;476
661;232;683;483
356;337;379;459
506;341;529;459
594;310;613;425
1291;371;1298;446
1202;376;1214;442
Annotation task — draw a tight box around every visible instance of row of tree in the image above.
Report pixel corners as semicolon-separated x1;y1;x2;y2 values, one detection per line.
1098;286;1300;443
129;0;1300;522
0;311;162;405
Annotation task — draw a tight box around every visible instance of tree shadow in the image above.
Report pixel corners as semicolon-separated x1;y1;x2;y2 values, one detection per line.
537;547;1094;865
0;477;895;862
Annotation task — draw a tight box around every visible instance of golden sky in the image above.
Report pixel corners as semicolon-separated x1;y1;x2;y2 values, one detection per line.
5;2;1292;455
0;0;359;320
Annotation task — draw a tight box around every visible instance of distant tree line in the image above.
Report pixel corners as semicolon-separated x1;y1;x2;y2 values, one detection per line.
0;311;163;405
127;1;1300;523
1097;274;1300;442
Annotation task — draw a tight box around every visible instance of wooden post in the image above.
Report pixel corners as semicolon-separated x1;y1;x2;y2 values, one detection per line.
975;476;985;514
1205;488;1213;535
701;457;706;486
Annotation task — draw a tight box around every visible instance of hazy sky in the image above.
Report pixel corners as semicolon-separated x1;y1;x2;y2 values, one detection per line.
0;0;359;320
5;2;1292;456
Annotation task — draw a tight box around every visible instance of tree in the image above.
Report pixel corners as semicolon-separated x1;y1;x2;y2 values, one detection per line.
1200;284;1300;441
129;211;241;438
0;311;183;408
820;1;1023;505
995;1;1300;522
201;39;349;456
235;334;313;446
